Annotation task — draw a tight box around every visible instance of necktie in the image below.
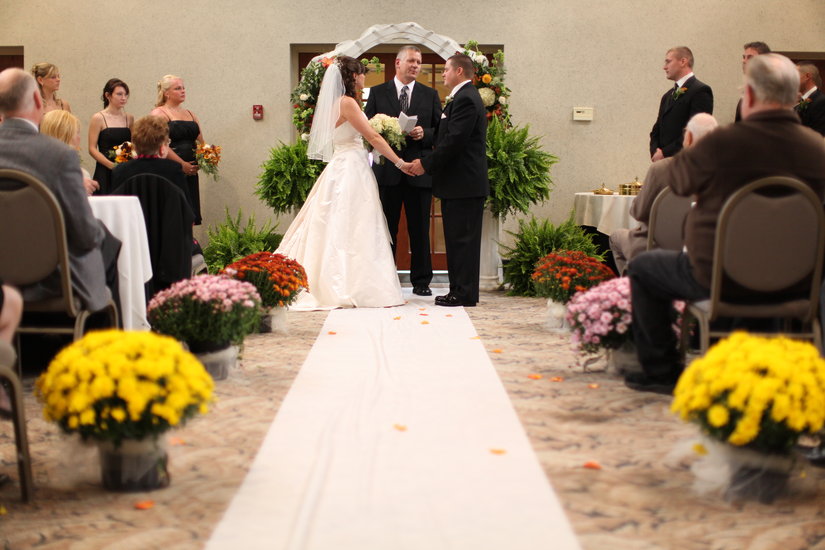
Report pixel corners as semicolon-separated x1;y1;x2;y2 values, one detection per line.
400;85;409;113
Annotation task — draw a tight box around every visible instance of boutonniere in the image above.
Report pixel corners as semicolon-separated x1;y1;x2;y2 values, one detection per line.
672;86;688;100
798;97;812;111
445;95;453;105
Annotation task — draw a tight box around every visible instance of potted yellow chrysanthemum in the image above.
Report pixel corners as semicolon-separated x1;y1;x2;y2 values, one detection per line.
671;332;825;503
35;330;214;492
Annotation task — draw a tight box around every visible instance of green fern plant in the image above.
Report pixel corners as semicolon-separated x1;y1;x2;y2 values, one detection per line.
486;116;558;219
255;140;325;213
502;215;602;296
203;209;283;273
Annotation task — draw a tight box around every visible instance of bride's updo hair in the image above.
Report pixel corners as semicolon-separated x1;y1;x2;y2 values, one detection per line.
337;56;367;98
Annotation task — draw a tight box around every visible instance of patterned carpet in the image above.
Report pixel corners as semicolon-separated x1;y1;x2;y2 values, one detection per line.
2;290;825;550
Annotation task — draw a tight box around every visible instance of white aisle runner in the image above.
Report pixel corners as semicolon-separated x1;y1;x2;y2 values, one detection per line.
207;297;580;550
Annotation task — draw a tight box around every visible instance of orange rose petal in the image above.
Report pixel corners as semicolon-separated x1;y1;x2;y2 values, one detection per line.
528;374;542;380
418;307;426;311
551;376;564;382
421;321;430;325
419;313;429;316
393;316;401;320
588;383;600;389
328;331;336;335
470;336;481;340
489;448;507;455
134;500;155;510
169;437;185;446
446;314;453;317
491;349;503;353
393;424;407;432
583;461;602;470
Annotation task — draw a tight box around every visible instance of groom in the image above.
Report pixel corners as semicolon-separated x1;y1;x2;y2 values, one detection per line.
410;54;489;307
365;46;442;296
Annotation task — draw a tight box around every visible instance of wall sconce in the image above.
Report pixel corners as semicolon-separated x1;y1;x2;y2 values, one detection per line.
252;105;264;120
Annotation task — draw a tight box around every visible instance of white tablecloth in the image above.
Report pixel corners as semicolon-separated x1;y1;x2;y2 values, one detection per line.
573;192;638;235
89;196;152;331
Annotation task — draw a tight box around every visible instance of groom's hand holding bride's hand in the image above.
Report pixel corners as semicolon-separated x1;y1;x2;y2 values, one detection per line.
407;159;425;177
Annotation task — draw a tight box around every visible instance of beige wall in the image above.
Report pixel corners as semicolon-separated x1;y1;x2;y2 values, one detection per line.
3;1;825;244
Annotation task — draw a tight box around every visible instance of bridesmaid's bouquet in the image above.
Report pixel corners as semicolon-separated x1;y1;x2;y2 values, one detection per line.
366;114;404;164
109;141;136;164
195;143;222;181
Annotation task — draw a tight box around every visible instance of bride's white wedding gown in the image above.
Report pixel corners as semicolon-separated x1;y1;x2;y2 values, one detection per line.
277;120;404;310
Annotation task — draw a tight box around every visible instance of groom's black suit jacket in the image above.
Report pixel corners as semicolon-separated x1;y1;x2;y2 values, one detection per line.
365;80;441;189
421;83;489;199
649;75;713;158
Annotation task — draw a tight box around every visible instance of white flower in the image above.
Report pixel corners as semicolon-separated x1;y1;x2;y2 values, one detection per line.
445;95;453;104
299;93;309;101
478;87;496;107
474;53;487;65
498;96;508;105
300;133;309;141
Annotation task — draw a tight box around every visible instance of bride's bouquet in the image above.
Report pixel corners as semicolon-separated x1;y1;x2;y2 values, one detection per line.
366;114;404;164
108;141;136;164
195;143;222;181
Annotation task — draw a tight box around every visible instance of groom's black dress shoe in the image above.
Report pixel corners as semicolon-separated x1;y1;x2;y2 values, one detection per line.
623;371;679;395
412;286;432;296
435;294;476;307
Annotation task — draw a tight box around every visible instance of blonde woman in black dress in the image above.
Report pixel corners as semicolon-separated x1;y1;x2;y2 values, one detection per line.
150;74;204;224
88;78;134;195
31;62;71;114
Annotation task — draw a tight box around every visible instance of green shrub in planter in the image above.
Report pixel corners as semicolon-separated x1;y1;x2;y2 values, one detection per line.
502;215;602;296
255;140;325;213
486;117;558;219
203;209;282;274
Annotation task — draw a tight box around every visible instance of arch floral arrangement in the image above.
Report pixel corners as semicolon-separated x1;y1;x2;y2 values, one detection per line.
35;330;214;447
147;274;262;351
223;251;308;309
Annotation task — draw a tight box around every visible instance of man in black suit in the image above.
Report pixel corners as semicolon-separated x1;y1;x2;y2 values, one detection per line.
650;46;713;161
365;46;441;297
796;63;825;136
735;41;771;122
410;54;489;307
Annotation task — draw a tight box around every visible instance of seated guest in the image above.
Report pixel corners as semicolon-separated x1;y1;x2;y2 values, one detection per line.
40;110;100;195
796;63;825;136
610;113;718;273
111;114;192;205
111;115;194;297
0;283;22;419
610;113;719;274
626;54;825;394
0;68;120;314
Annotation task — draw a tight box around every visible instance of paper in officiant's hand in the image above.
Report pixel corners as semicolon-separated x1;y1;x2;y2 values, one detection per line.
399;112;418;134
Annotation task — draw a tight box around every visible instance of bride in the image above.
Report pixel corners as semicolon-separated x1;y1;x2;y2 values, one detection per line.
277;56;413;309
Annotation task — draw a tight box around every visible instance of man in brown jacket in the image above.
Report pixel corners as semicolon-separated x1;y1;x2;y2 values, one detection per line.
626;54;825;394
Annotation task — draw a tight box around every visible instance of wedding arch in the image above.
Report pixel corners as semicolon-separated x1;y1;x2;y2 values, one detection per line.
313;22;462;62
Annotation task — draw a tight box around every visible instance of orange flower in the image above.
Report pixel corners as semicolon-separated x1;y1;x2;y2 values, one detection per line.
482;74;492;84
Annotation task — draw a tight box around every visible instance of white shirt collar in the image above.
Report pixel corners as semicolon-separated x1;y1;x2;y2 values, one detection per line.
802;86;818;100
394;77;414;97
675;72;694;89
449;79;472;99
9;117;39;131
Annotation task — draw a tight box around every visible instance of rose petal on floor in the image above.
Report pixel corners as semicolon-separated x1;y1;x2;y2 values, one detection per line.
134;500;155;510
583;461;602;470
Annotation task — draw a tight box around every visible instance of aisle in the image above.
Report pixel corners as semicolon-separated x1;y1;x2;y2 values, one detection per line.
206;294;581;550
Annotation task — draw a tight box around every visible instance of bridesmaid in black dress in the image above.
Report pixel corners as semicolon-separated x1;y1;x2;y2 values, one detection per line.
88;78;134;195
150;74;204;224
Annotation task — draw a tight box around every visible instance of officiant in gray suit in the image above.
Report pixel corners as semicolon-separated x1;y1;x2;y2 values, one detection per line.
365;46;442;297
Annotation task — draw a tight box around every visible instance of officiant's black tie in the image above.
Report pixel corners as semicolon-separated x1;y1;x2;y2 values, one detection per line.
400;85;409;113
